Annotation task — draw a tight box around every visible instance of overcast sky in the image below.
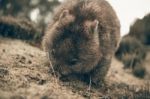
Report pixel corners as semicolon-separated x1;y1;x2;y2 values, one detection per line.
107;0;150;36
58;0;150;36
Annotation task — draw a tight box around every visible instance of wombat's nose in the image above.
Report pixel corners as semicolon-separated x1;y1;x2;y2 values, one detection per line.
68;58;78;66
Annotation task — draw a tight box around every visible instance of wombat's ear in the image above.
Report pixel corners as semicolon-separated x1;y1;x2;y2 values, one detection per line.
91;20;99;34
59;10;69;20
93;20;99;33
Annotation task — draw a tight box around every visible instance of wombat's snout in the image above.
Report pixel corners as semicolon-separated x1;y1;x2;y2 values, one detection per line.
68;58;78;66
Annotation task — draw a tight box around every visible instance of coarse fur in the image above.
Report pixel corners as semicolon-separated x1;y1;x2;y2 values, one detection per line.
0;16;42;45
43;0;120;85
115;36;146;78
116;13;150;78
132;62;145;78
129;13;150;45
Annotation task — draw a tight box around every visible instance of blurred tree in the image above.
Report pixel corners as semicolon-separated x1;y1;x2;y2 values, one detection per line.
0;0;61;28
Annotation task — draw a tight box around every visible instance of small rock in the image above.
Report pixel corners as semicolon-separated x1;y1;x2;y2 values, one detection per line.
10;95;25;99
83;91;91;98
0;68;9;77
28;60;32;64
2;49;5;52
41;95;49;99
19;56;26;64
38;79;46;85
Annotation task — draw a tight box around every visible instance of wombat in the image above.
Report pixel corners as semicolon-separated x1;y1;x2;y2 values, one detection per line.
128;13;150;45
0;16;42;45
43;0;120;85
115;36;146;78
132;62;146;78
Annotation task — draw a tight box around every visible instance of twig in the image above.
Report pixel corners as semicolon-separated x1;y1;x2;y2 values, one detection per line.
85;76;92;97
88;76;92;92
46;52;58;84
129;54;135;69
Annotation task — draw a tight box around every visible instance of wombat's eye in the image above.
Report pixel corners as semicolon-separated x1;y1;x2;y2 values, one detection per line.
68;58;78;66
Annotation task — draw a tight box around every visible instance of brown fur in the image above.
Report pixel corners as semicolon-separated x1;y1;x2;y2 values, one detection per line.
128;13;150;45
115;36;146;78
43;0;120;85
0;16;42;45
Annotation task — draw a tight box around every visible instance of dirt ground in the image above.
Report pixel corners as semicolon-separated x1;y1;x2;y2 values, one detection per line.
0;36;150;99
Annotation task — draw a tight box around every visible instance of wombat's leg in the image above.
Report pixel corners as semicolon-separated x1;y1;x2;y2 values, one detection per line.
91;57;111;86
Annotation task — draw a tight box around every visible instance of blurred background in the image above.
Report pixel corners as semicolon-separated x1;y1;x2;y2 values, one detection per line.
107;0;150;36
0;0;150;36
0;0;62;30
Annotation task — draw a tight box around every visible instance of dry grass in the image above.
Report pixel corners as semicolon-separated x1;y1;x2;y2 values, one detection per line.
0;36;150;99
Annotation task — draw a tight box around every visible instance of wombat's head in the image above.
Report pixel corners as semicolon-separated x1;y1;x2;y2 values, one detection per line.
43;10;102;75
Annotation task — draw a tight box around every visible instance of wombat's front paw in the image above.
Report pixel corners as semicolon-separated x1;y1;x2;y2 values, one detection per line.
91;76;106;87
